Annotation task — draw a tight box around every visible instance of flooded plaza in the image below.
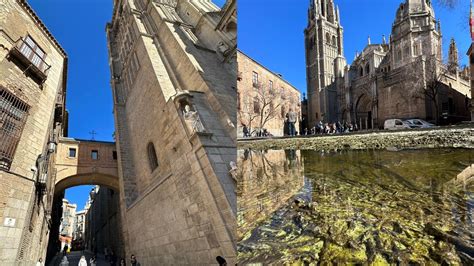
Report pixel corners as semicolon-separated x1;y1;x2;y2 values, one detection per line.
237;149;474;265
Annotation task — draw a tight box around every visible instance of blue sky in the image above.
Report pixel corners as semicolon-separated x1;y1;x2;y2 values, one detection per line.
28;0;225;210
239;0;471;95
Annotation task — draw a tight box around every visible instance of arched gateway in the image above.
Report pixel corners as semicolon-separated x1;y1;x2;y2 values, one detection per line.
54;137;119;192
46;137;121;262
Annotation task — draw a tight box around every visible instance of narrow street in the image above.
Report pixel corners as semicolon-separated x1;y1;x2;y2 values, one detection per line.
48;251;109;266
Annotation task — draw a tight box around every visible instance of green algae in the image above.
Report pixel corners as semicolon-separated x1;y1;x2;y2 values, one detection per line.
238;149;474;265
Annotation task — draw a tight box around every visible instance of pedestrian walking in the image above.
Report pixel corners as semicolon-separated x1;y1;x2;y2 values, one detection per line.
109;251;117;266
216;256;227;266
119;258;126;266
78;256;87;266
90;255;97;266
286;108;297;136
60;256;69;266
36;258;44;266
242;124;249;137
130;254;140;266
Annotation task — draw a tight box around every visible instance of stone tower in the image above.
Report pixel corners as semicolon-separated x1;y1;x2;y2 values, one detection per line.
448;38;459;73
389;0;442;69
106;0;237;264
305;0;346;126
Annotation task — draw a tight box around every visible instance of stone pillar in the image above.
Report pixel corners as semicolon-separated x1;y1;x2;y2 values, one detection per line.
467;43;474;121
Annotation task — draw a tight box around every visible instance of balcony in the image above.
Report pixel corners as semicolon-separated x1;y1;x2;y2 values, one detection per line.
8;37;51;84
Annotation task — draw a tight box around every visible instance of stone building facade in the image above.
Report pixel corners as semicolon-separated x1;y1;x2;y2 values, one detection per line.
344;1;470;128
237;51;301;137
0;0;68;264
72;209;86;248
106;0;237;264
85;186;123;257
468;43;474;121
58;199;76;251
305;0;471;128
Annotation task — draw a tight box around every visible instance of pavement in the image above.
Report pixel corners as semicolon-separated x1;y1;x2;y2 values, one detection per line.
48;251;110;266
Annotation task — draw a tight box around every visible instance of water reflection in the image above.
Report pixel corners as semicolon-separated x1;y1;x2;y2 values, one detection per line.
237;149;304;241
238;149;474;265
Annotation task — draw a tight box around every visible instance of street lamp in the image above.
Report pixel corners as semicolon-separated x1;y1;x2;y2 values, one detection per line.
47;140;57;154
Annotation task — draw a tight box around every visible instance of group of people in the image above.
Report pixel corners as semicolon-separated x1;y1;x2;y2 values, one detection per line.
241;108;362;138
55;252;140;266
303;120;359;135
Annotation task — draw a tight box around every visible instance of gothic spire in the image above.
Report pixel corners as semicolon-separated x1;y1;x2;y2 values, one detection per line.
448;38;459;72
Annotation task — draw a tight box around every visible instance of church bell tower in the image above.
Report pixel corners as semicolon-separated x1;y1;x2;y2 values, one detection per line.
305;0;346;125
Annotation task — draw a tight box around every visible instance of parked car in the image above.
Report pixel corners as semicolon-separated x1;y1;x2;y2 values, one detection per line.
383;119;413;130
404;119;435;128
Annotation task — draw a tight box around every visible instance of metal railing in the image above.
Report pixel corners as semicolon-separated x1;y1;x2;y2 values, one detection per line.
12;37;51;74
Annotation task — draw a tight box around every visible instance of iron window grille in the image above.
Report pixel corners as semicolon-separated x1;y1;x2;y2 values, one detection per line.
0;88;30;171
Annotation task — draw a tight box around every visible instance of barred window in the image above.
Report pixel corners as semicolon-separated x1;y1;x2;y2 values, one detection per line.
0;88;30;170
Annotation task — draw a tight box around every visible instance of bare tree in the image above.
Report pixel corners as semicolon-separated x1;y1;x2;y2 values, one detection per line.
238;81;282;135
405;55;448;124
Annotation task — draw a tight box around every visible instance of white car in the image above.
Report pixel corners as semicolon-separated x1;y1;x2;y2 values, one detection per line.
383;119;413;130
405;119;435;128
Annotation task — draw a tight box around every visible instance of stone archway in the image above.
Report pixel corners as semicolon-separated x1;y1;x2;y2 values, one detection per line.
54;173;119;194
54;137;118;188
46;137;121;262
354;93;374;129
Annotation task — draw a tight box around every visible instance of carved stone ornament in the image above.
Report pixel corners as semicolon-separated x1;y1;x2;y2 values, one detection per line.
182;104;206;134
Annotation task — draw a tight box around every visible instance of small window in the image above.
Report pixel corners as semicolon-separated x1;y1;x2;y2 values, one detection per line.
395;120;403;126
253;97;260;113
269;80;273;91
252;72;259;87
69;148;76;158
147;142;158;171
112;151;117;160
91;150;99;160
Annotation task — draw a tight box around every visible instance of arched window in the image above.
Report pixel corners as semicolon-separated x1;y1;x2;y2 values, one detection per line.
147;142;158;171
225;21;237;33
326;32;330;44
332;36;336;46
359;67;363;77
365;64;370;75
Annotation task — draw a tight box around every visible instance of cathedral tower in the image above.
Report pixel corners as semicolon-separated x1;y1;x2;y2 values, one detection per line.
389;0;442;69
448;38;459;73
305;0;346;125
